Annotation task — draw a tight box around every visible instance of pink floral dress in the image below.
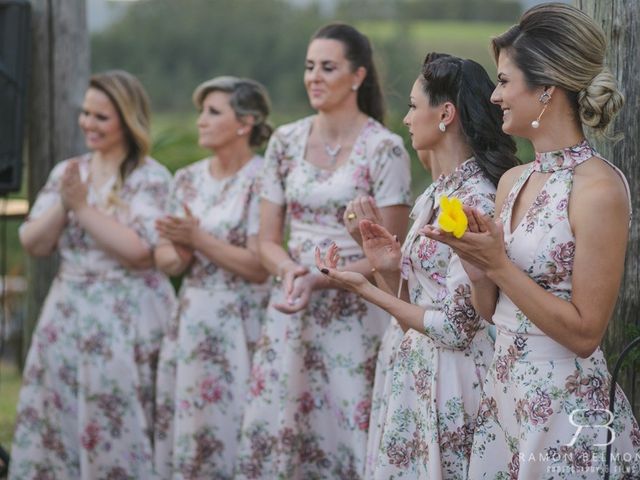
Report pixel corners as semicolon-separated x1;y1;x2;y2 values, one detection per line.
370;159;495;479
155;156;269;480
468;141;640;479
10;155;176;480
235;116;412;479
153;156;270;480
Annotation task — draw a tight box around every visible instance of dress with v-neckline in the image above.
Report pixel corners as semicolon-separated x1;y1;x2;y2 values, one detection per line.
300;115;373;175
468;139;640;479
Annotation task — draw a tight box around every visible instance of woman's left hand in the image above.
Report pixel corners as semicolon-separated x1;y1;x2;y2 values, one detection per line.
420;206;509;274
60;160;88;212
155;203;201;248
314;243;368;293
272;272;319;314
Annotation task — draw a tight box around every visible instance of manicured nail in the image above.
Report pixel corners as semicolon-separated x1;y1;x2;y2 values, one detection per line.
321;268;329;274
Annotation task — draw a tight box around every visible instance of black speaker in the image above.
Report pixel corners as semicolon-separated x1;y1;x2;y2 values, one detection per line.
0;0;30;195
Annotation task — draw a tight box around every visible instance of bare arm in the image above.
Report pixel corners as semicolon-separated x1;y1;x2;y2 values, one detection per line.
424;162;629;358
19;201;67;256
74;205;154;269
156;206;268;283
154;239;193;277
488;167;629;357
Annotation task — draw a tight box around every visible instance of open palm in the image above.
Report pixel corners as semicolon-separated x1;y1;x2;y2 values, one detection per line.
359;220;401;273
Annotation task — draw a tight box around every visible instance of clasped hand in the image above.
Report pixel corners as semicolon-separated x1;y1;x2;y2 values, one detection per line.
155;203;201;248
60;160;88;212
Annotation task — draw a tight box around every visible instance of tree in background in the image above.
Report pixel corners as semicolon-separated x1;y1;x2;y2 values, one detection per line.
577;0;640;416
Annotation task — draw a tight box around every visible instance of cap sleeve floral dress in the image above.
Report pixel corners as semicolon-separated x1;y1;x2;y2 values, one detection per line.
370;159;495;480
153;156;270;480
468;141;640;479
236;116;411;479
10;155;176;480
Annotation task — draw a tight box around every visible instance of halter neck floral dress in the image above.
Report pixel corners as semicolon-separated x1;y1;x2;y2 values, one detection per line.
369;159;495;479
468;141;640;479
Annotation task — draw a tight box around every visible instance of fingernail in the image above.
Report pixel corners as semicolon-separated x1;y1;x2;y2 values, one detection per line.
321;268;329;274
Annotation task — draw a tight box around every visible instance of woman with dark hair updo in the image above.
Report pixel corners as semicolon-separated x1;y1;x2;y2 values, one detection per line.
317;52;518;479
418;4;640;478
236;23;412;479
152;76;273;479
10;70;175;479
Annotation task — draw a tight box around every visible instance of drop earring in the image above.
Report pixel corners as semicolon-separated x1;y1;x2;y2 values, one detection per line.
531;91;551;129
438;121;446;132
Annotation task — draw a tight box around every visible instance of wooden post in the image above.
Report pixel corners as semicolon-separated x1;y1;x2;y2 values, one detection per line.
22;0;89;365
576;0;640;415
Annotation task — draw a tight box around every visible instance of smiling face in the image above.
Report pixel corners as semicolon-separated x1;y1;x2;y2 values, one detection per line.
491;51;543;137
304;38;362;112
196;90;246;151
403;78;443;151
79;87;126;154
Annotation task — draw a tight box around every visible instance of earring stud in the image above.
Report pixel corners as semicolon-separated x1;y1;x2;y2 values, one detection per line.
438;121;446;132
351;84;358;91
237;128;244;135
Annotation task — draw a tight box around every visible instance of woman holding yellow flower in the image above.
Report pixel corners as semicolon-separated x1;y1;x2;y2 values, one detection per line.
317;53;518;478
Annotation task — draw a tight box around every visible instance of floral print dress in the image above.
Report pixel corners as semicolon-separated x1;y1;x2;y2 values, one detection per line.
235;116;411;480
468;141;640;479
371;158;495;479
10;155;176;480
153;157;270;480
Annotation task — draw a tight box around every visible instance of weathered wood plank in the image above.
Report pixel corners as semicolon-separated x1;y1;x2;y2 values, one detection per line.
22;0;89;365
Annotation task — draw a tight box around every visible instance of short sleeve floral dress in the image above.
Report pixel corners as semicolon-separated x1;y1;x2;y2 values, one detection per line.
153;156;270;479
236;116;412;479
10;155;176;480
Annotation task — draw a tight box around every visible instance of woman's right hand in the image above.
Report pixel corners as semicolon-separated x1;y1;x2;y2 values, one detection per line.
359;219;401;273
344;195;382;246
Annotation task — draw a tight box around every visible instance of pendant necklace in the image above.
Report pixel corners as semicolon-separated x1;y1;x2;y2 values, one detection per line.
323;142;342;167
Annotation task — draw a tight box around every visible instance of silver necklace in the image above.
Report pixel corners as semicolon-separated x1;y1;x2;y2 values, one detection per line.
323;142;342;166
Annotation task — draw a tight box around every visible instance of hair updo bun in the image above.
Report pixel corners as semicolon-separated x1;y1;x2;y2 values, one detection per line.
578;68;624;133
250;122;274;149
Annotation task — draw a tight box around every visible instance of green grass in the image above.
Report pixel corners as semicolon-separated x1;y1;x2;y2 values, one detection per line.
0;362;21;449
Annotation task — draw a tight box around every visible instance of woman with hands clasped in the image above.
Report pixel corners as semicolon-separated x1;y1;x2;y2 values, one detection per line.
422;4;640;478
153;77;272;479
317;53;518;479
236;23;411;479
11;71;175;480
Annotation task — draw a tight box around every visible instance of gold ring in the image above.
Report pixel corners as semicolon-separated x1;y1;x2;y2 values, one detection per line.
347;212;357;220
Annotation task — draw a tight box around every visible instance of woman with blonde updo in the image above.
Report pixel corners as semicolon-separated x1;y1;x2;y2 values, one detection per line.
419;4;640;478
11;70;175;479
153;76;272;479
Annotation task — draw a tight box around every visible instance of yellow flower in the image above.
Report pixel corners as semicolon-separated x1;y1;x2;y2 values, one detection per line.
437;196;468;238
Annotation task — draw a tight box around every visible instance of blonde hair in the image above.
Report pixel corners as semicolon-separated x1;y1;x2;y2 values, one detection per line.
89;70;151;209
193;76;273;148
89;71;151;175
491;3;624;136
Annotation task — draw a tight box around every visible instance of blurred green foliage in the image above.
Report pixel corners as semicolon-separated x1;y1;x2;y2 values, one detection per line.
101;1;531;196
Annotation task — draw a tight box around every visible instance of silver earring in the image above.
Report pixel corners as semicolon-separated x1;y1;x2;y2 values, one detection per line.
237;128;244;136
351;84;359;91
438;121;446;132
